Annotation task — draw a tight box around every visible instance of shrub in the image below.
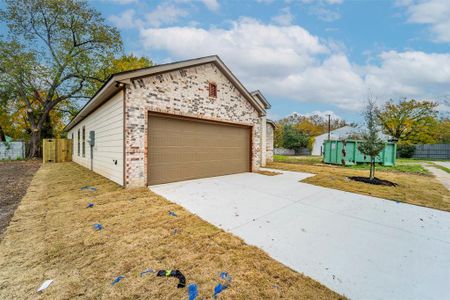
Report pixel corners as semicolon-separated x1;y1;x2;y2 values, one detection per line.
397;144;416;158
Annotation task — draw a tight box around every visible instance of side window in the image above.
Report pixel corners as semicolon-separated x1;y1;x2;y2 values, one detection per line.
82;126;85;157
77;129;80;156
71;133;74;154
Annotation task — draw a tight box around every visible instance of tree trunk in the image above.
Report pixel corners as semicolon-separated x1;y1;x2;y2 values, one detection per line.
369;158;375;181
0;124;5;142
28;129;41;158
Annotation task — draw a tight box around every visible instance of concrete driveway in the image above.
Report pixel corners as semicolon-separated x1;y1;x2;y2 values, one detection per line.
151;169;450;300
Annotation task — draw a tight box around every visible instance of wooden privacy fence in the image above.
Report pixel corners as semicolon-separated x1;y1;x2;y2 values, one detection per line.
42;139;72;163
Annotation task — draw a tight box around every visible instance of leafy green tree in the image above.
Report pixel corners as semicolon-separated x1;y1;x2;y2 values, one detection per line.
358;100;385;181
86;54;153;96
377;99;438;144
436;118;450;144
274;113;348;151
282;125;309;150
0;0;122;157
274;123;284;148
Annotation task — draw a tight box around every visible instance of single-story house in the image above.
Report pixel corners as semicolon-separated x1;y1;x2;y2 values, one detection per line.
65;55;273;187
312;125;391;156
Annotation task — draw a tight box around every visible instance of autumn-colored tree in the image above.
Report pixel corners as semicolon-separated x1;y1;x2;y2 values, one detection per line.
274;124;284;148
0;0;122;157
436;118;450;144
295;118;325;136
274;113;347;152
377;99;438;144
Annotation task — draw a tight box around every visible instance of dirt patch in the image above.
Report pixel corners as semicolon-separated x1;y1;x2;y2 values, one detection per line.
0;162;343;299
256;170;282;176
348;176;398;187
0;160;41;240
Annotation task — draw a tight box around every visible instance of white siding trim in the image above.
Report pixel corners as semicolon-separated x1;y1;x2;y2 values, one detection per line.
68;91;124;185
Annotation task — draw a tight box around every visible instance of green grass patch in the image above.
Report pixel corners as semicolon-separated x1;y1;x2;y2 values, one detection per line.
433;164;450;174
274;155;322;165
397;158;450;164
349;163;429;175
274;155;429;175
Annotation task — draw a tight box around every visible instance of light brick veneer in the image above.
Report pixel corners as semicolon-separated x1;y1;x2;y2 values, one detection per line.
124;63;263;187
266;124;274;163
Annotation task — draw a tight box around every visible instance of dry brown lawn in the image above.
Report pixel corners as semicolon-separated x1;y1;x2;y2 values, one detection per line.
0;160;41;240
268;162;450;212
0;162;343;299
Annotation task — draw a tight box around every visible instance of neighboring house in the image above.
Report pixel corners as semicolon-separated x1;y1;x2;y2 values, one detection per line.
65;55;273;187
312;125;390;155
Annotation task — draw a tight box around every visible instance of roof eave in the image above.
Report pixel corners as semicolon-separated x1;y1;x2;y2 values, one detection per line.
65;55;267;131
251;90;271;109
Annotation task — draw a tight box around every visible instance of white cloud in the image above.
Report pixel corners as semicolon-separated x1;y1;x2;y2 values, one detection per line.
105;0;138;4
364;50;450;98
108;2;189;29
201;0;220;11
301;110;342;120
139;18;450;113
109;9;141;29
140;18;327;74
271;7;294;26
300;0;342;22
398;0;450;43
309;6;341;22
146;3;189;27
301;0;343;4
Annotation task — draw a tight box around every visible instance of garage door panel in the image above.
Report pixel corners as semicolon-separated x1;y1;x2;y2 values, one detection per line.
149;160;248;184
150;131;248;147
149;149;247;164
148;115;250;185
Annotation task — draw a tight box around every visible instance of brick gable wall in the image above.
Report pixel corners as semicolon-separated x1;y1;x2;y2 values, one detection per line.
124;62;263;187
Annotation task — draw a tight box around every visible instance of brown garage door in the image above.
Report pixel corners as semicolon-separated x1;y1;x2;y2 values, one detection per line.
148;114;251;185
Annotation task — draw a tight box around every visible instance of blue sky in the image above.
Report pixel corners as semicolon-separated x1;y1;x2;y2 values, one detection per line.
5;0;450;122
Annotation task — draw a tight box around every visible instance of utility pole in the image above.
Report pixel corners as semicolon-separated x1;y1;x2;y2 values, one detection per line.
326;114;331;140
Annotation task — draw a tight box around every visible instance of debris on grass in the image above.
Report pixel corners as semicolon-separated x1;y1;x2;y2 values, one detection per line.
0;162;344;299
188;283;198;300
213;283;227;299
213;272;232;298
112;275;125;285
140;268;156;277
219;272;232;283
80;186;97;191
168;211;177;217
87;203;94;208
93;223;103;231
156;270;186;288
37;279;53;292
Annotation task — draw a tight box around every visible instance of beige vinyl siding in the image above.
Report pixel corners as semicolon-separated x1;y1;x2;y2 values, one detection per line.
69;91;124;185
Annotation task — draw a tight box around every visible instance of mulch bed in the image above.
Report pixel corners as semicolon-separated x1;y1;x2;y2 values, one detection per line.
0;160;41;240
349;176;398;187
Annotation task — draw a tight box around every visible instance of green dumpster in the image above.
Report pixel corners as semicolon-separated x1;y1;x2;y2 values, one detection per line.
323;140;396;166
